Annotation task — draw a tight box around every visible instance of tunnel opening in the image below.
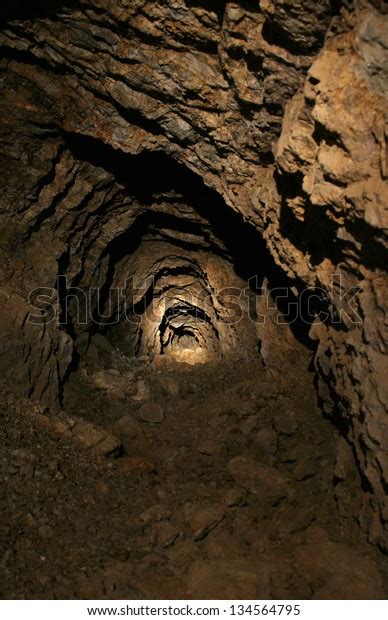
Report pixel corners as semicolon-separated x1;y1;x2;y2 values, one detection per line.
58;131;316;377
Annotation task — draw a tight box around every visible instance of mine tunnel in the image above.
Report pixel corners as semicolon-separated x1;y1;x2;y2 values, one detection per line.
54;135;301;369
0;0;387;603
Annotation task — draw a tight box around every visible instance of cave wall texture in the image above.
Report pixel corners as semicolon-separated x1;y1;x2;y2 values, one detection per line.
0;0;387;549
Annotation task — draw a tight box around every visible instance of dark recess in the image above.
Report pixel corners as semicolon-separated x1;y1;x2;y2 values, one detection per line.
0;0;81;22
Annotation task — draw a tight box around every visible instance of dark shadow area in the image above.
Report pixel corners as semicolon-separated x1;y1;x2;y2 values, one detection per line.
261;20;313;56
185;0;227;25
0;0;81;23
276;169;341;268
260;0;339;56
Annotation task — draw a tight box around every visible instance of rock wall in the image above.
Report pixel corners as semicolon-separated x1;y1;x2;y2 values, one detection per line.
272;6;388;549
0;1;387;547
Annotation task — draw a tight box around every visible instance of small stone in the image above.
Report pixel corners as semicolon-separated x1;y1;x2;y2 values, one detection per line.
112;415;140;439
239;416;257;436
38;525;53;538
169;539;199;568
159;376;180;396
290;507;316;533
202;528;245;559
25;512;37;528
223;487;246;507
122;369;135;382
34;413;50;428
227;7;244;22
137;402;164;423
197;439;219;455
92;369;120;391
117;457;156;474
186;506;224;541
255;428;278;456
106;387;126;402
152;521;180;548
72;420;106;448
113;546;130;562
82;492;95;506
140;504;172;524
95;480;110;496
136;355;150;364
273;416;299;436
228;456;290;504
131;379;151;402
293;458;320;481
95;434;123;457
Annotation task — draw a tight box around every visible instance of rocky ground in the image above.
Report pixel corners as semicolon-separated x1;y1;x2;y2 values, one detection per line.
1;336;387;600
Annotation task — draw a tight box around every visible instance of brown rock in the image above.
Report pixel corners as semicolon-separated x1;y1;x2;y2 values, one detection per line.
112;415;141;439
228;456;290;504
159;376;180;396
92;370;120;391
140;504;172;524
117;457;156;475
185;506;224;541
293;458;320;481
223;487;246;507
254;428;278;457
71;420;122;456
273;416;299;436
131;380;151;402
152;521;180;548
137;402;164;423
197;438;220;455
106;387;126;402
95;480;110;496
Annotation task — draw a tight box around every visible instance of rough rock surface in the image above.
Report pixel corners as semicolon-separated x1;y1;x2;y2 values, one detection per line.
0;0;387;568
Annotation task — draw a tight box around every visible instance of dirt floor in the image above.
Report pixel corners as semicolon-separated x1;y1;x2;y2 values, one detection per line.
1;343;387;599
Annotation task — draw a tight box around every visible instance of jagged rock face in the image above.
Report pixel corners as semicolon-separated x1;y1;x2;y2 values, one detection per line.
0;0;387;550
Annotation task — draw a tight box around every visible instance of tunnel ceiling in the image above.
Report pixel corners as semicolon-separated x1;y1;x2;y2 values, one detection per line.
0;0;387;552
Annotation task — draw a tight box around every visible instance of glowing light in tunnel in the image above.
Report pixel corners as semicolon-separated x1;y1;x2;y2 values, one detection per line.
164;346;211;365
